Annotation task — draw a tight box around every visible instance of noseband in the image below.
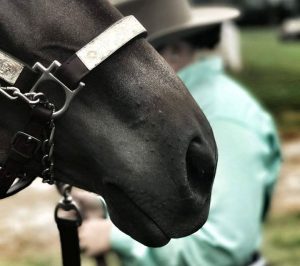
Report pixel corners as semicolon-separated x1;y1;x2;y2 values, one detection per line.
0;16;146;199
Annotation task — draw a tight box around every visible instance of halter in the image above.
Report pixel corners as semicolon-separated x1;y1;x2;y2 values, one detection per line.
0;16;147;198
0;15;146;266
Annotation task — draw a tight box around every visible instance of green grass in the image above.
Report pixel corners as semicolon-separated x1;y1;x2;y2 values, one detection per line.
263;213;300;266
231;29;300;265
231;28;300;135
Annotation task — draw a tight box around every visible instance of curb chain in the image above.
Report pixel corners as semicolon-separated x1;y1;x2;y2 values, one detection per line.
41;103;56;185
1;85;57;185
0;86;45;106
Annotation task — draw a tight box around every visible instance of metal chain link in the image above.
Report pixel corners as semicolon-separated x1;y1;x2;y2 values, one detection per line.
0;86;45;106
1;84;57;185
41;103;56;185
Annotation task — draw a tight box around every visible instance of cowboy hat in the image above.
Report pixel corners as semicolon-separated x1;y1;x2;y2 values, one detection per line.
112;0;240;48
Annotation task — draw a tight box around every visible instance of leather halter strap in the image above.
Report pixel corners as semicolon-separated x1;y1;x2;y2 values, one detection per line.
57;15;146;89
0;105;53;198
0;16;146;93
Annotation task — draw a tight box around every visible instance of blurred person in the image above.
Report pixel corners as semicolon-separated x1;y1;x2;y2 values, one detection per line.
78;0;282;265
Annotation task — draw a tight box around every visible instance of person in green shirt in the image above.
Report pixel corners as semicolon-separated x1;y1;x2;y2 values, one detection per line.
78;0;282;265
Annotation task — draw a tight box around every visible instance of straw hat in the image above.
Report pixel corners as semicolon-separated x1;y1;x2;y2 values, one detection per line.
112;0;240;48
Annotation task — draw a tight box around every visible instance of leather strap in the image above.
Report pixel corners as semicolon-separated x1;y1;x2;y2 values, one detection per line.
56;218;81;266
0;16;146;93
55;54;89;90
14;66;40;93
55;189;82;266
0;105;52;196
56;16;146;90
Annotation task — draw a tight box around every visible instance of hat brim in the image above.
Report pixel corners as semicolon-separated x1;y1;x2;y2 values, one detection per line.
149;7;240;48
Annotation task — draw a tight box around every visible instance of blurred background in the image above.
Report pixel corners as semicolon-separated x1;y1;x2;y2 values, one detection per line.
0;0;300;265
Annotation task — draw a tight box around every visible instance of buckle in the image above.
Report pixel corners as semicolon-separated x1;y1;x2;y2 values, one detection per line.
11;132;42;159
31;61;85;118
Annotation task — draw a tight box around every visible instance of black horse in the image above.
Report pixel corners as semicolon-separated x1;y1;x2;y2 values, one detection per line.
0;0;217;247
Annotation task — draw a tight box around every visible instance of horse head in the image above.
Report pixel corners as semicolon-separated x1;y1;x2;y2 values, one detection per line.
0;0;217;246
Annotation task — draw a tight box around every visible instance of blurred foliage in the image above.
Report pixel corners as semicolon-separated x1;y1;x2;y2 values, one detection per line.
263;213;300;266
230;28;300;136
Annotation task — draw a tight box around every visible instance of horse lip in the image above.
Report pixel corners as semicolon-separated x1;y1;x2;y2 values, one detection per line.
104;182;170;247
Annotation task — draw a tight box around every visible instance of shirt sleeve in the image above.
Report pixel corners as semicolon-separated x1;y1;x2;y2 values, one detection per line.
110;118;281;266
180;118;281;265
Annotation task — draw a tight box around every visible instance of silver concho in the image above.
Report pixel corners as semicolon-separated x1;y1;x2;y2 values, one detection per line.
0;51;24;85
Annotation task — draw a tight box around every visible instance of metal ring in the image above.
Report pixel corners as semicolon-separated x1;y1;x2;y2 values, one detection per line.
97;196;109;219
32;92;46;101
54;199;82;226
42;139;49;151
48;144;54;158
13;91;40;105
42;154;49;165
42;168;50;176
62;185;72;198
49;126;55;144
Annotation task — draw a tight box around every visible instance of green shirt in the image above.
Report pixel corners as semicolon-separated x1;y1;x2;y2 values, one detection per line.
110;57;282;266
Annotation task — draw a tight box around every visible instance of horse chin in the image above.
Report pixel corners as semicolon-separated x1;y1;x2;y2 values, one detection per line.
103;183;170;247
111;206;171;247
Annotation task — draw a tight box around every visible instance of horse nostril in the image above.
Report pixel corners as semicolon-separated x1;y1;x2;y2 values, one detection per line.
185;138;216;195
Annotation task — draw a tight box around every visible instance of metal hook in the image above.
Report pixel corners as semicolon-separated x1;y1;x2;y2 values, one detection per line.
97;195;109;219
31;61;85;119
0;86;19;100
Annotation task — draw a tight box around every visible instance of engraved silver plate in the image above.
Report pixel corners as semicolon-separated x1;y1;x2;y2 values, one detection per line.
76;16;146;71
0;50;24;85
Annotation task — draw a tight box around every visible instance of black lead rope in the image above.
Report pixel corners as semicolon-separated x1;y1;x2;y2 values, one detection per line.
55;185;82;266
56;218;81;266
